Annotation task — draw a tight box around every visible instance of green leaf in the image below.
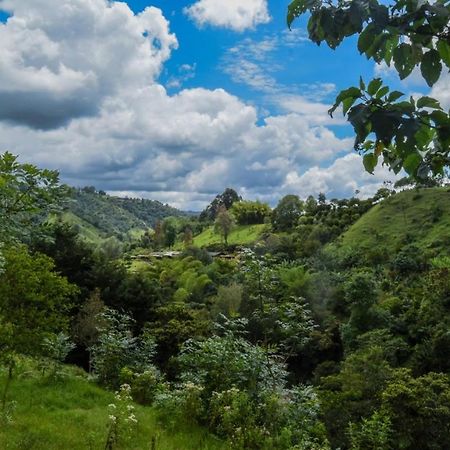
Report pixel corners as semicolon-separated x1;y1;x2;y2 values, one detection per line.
358;26;376;54
437;40;450;69
342;96;358;115
421;49;442;87
287;0;307;28
416;96;442;110
367;78;383;96
403;153;422;175
387;91;404;102
384;36;399;66
329;87;362;116
359;76;366;91
363;153;378;174
376;86;390;99
393;44;415;80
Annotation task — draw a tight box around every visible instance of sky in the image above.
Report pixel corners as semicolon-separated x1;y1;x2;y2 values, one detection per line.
0;0;448;210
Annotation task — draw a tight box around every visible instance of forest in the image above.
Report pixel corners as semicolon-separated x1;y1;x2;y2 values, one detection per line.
1;0;450;448
1;151;450;449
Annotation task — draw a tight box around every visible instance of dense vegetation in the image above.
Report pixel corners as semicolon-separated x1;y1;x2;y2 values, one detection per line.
57;187;189;243
1;152;450;449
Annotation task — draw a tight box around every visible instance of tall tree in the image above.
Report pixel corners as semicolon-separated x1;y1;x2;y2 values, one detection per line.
272;194;304;231
200;188;242;222
287;0;450;179
214;205;235;246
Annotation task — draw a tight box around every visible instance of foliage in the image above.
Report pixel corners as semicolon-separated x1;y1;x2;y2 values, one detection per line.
214;205;235;246
105;384;137;449
199;188;242;222
40;333;75;379
335;187;450;258
231;200;271;225
0;363;224;450
0;246;77;358
178;333;287;398
287;0;450;178
348;410;393;450
66;187;187;241
381;369;450;450
272;194;304;231
192;223;265;248
91;309;157;388
0;152;63;243
211;283;244;318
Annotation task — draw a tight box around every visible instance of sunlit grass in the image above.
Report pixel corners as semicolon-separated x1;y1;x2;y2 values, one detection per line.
0;365;224;450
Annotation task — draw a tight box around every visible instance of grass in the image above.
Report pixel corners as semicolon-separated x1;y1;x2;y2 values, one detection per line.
0;364;224;450
190;224;266;248
335;187;450;255
48;212;106;244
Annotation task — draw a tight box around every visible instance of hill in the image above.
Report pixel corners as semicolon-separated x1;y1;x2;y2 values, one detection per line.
58;188;190;242
335;187;450;255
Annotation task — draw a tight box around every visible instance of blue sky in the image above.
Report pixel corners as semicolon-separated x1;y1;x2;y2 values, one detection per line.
0;0;445;210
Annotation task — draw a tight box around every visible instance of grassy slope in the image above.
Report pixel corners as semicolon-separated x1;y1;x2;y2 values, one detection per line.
0;366;224;450
48;212;106;244
191;224;266;248
336;187;450;254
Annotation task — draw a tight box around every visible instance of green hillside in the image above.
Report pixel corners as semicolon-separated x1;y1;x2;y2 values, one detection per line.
48;211;105;244
192;224;266;247
335;187;450;255
0;363;224;450
53;188;190;243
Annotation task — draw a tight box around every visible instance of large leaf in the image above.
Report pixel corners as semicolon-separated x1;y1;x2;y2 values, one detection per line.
437;40;450;69
367;78;383;96
393;44;415;80
416;96;442;110
403;153;422;175
363;153;378;174
421;49;442;87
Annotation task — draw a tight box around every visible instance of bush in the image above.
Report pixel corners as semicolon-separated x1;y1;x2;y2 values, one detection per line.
91;309;158;388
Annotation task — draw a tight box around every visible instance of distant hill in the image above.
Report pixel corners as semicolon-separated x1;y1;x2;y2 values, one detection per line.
335;187;450;256
57;188;190;242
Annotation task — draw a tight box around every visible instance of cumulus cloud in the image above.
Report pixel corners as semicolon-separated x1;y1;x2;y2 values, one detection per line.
184;0;270;32
0;0;177;128
431;72;450;110
0;0;390;210
281;153;397;200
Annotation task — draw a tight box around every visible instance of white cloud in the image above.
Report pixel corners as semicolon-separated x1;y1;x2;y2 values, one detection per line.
184;0;270;32
281;153;398;200
0;0;177;128
431;72;450;110
0;0;387;210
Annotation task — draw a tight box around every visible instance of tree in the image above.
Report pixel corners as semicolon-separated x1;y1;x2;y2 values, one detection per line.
230;200;271;225
271;194;304;231
0;246;77;358
153;220;165;250
183;227;194;248
200;188;242;222
214;205;235;246
287;0;450;179
0;245;77;407
162;218;177;248
0;152;63;242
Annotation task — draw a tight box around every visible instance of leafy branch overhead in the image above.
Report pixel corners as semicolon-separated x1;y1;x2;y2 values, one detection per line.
287;0;450;178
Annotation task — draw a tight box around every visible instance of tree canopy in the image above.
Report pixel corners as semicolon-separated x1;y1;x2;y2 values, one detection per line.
0;152;63;242
287;0;450;179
